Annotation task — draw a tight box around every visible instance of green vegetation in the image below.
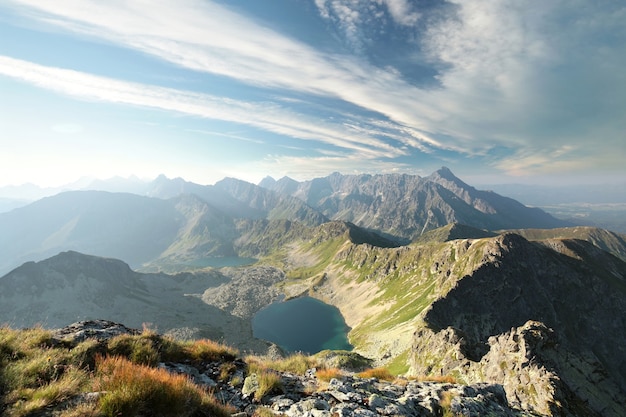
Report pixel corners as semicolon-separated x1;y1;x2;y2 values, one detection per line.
247;352;317;375
0;326;238;417
386;349;410;375
95;355;231;417
314;349;373;371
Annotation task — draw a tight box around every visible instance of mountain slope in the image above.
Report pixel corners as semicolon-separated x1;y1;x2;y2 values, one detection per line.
508;226;626;262
268;226;626;417
409;234;626;416
214;177;328;227
0;251;267;351
427;167;568;230
0;191;183;275
1;220;625;416
260;168;569;240
0;187;396;276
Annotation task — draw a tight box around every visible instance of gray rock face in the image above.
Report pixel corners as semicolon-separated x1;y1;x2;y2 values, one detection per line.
410;233;626;417
52;319;140;342
201;265;285;319
197;368;534;417
260;168;568;240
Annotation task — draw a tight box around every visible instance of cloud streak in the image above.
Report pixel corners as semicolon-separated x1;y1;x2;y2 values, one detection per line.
1;0;455;148
0;55;407;160
3;0;626;178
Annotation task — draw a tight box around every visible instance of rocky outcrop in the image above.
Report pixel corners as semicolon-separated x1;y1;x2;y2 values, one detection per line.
41;320;535;417
408;233;626;417
260;168;568;240
201;265;285;319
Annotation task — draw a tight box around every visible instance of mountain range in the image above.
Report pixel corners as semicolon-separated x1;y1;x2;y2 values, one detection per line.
1;167;625;416
0;168;570;275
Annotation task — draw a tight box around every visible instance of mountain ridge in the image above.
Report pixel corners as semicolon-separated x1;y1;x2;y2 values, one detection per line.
2;221;626;415
260;168;570;240
5;167;571;275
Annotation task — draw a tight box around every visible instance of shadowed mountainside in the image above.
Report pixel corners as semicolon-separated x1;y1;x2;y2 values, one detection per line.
0;250;269;352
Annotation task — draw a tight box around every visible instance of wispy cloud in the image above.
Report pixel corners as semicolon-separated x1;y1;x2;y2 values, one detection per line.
4;0;447;152
382;0;421;26
3;0;626;178
0;55;405;160
255;153;420;182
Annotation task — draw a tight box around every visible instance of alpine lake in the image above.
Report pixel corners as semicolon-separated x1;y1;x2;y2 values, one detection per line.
252;296;353;354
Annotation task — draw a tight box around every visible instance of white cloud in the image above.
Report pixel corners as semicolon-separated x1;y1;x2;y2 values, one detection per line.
3;0;449;151
0;55;406;159
3;0;626;178
255;153;420;182
382;0;420;26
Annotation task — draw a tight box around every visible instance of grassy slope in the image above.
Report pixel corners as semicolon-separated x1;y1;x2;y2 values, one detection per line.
260;222;626;373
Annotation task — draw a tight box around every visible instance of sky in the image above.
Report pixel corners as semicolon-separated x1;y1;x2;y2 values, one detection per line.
1;0;625;188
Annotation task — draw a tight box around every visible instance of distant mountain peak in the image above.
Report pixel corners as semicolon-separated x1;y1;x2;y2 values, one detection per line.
428;166;471;188
258;176;276;188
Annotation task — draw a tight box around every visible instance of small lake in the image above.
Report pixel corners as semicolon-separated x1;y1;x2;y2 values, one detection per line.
252;296;353;354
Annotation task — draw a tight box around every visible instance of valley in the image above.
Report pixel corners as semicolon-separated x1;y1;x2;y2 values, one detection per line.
1;168;625;416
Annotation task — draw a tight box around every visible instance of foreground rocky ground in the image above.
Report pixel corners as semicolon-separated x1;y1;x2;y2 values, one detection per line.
48;320;537;417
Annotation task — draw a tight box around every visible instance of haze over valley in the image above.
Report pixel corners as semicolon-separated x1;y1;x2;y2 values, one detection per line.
1;168;625;416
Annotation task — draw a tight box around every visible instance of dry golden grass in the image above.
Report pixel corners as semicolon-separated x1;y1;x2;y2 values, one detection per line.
183;338;238;362
439;390;458;417
106;332;238;366
1;325;239;417
94;355;232;417
58;402;101;417
0;326;93;417
316;367;343;382
356;367;395;381
417;374;458;384
246;352;317;375
254;370;284;401
252;406;277;417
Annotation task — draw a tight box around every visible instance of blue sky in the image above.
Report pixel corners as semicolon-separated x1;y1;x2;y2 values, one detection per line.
1;0;625;187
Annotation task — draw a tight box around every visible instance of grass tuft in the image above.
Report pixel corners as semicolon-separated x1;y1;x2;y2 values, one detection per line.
183;338;238;363
0;325;239;417
254;370;283;401
94;355;232;417
357;367;395;381
316;367;343;382
418;374;458;384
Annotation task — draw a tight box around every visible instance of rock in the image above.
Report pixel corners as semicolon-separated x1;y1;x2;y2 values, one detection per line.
242;373;260;398
52;320;140;342
158;362;217;387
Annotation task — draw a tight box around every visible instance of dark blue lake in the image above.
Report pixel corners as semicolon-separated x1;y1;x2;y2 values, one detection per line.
252;296;353;354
